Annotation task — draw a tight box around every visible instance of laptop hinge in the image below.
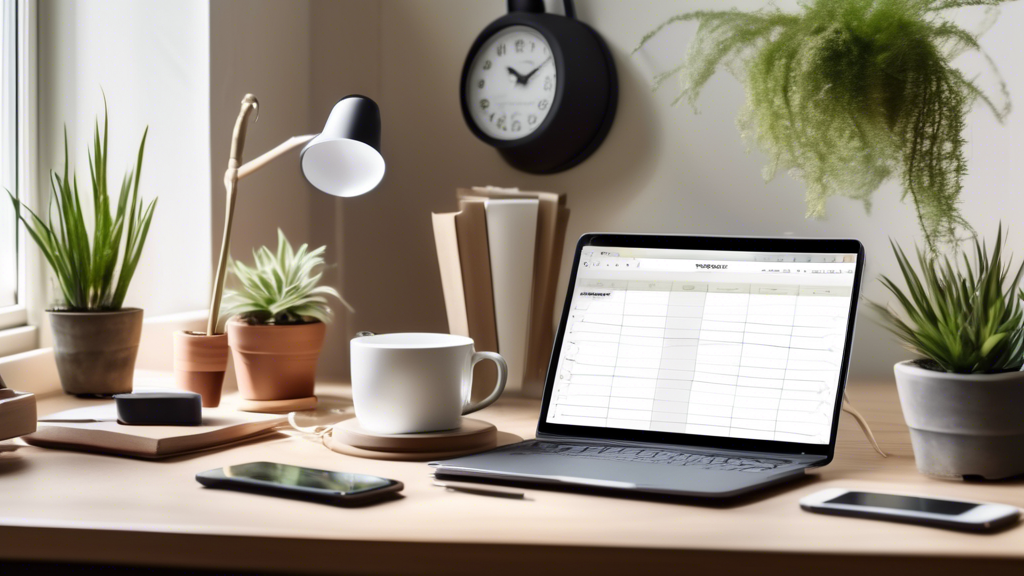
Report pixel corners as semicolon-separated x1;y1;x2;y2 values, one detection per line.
533;431;825;465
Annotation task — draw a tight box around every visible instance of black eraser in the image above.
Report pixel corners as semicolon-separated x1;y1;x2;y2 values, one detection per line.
114;392;202;426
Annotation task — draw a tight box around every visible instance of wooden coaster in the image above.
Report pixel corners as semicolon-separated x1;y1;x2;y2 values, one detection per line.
236;396;318;414
334;417;496;453
325;427;523;462
326;438;496;462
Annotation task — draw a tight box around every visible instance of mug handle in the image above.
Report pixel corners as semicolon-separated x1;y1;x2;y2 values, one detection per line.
462;351;508;415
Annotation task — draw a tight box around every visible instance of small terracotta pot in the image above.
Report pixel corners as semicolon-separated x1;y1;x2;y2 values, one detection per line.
173;331;229;407
227;319;326;401
49;308;144;396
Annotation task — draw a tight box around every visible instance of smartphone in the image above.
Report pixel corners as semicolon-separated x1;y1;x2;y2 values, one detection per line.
800;488;1020;532
196;461;403;506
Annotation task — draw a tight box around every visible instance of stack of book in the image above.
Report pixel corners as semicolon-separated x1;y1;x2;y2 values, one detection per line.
432;187;569;398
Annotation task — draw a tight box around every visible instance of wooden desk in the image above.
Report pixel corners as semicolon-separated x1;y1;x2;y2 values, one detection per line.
0;380;1022;575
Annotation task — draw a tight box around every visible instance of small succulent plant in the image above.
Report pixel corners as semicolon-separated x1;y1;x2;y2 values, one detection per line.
222;229;351;326
869;225;1024;373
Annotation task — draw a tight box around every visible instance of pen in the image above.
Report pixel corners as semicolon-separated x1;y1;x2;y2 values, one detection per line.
432;481;527;500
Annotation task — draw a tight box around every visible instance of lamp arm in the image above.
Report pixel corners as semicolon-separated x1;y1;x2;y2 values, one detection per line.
206;95;259;336
236;134;316;180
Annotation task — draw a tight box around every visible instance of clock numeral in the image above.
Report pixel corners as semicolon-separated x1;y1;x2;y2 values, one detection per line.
515;39;524;53
496;115;506;130
528;114;538;125
489;113;495;122
538;99;549;111
497;43;506;57
543;77;553;91
480;99;490;110
531;41;536;52
478;79;485;89
512;120;521;132
483;60;492;70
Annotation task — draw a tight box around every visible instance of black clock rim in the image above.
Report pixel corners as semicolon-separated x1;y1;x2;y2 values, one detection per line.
517;20;618;174
460;15;567;150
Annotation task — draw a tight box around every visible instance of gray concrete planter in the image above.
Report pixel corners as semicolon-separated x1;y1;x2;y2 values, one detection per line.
49;308;144;397
894;360;1024;480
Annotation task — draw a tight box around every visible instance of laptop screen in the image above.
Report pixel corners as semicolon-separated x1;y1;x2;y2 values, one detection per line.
543;243;859;447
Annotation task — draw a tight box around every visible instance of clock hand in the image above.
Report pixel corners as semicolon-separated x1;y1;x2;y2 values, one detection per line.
507;66;528;86
522;56;553;84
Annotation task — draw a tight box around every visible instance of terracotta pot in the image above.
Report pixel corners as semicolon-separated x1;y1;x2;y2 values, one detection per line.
173;331;229;407
228;319;326;401
49;308;144;397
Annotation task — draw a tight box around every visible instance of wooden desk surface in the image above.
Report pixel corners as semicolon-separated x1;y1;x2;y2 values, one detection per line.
1;379;1022;575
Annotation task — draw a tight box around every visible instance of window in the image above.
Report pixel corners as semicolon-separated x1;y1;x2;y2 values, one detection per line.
0;0;34;347
0;0;17;313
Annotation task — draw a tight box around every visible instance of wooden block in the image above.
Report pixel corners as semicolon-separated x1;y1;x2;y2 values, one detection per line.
0;391;37;441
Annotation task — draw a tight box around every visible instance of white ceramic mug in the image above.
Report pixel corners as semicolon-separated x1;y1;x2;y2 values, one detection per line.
350;333;508;434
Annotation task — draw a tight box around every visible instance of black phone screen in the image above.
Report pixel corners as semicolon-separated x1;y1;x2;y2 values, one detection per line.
827;491;978;516
222;462;395;495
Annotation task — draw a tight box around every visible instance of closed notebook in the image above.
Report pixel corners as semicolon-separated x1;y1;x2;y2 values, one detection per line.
25;404;285;459
483;198;539;394
461;187;569;397
454;200;500;401
432;211;471;337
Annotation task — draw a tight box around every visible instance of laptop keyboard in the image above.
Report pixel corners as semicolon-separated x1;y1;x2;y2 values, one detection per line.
509;441;793;473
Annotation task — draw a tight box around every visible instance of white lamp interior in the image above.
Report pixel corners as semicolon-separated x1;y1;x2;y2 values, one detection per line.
301;139;385;198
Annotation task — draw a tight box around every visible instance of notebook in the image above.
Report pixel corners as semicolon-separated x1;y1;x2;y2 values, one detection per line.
24;404;286;459
483;198;539;394
460;187;570;397
432;211;471;337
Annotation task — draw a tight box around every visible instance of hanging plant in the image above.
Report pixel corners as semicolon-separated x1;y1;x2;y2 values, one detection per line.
635;0;1010;251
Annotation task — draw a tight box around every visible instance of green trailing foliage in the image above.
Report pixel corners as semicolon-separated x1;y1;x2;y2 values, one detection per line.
868;225;1024;373
223;229;352;326
636;0;1011;252
7;100;156;311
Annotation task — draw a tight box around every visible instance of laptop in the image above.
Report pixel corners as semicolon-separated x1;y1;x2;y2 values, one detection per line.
432;234;865;498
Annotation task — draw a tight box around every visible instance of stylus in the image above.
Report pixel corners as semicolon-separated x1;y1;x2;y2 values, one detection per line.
432;481;526;500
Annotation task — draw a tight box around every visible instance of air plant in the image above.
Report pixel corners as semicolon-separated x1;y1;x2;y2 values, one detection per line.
222;229;351;326
636;0;1011;252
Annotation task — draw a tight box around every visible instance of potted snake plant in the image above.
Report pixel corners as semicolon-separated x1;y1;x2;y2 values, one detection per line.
869;226;1024;480
8;103;156;397
222;230;349;409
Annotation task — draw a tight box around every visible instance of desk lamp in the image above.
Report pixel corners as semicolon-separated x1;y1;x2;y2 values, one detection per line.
206;93;385;336
173;94;383;408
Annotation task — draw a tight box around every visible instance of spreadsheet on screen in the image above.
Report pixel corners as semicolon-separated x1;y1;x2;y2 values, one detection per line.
546;246;857;445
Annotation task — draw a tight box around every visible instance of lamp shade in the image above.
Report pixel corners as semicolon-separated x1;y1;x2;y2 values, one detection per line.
301;95;384;198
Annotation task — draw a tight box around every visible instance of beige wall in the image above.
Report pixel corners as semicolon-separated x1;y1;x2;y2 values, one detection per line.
211;0;1023;385
335;0;1024;385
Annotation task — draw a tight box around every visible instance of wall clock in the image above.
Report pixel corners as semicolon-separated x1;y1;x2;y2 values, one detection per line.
460;0;618;174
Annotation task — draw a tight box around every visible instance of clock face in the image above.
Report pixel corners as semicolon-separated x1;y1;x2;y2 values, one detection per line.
465;25;557;141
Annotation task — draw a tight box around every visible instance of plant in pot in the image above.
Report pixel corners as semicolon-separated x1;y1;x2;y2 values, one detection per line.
222;229;350;412
635;0;1011;252
869;226;1024;480
8;105;156;397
